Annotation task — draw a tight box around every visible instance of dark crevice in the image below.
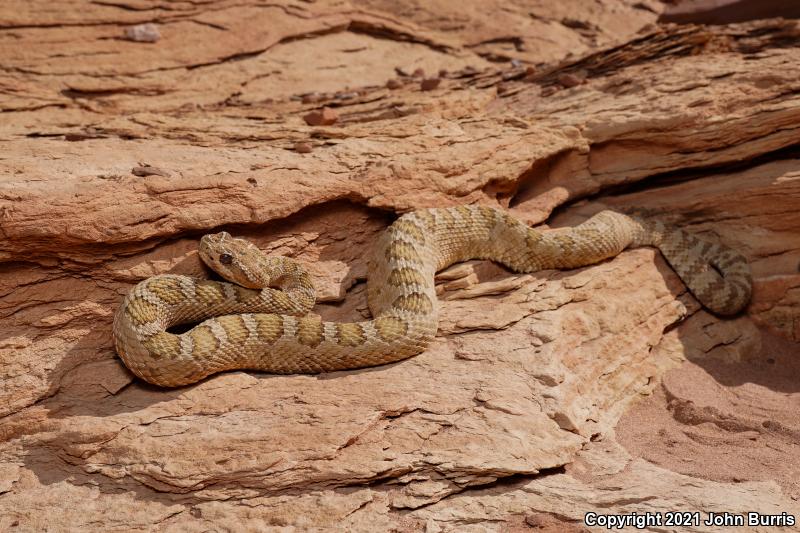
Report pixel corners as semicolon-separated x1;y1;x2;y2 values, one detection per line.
347;20;453;53
598;142;800;200
184;23;348;72
0;21;126;30
188;19;228;31
61;87;169;99
0;194;386;269
502;140;799;224
466;465;566;490
185;48;271;71
166;322;195;335
25;131;71;139
90;0;177;12
503;148;573;208
398;465;568;514
466;36;525;52
3;103;68;113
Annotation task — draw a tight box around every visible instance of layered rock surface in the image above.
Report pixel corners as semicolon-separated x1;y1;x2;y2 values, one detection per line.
1;1;799;531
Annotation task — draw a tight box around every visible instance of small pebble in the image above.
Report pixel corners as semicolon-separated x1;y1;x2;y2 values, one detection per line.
123;23;160;43
386;79;402;90
420;78;441;91
558;72;584;88
294;142;313;153
303;107;338;126
301;93;321;104
412;68;425;78
247;177;258;185
438;68;448;78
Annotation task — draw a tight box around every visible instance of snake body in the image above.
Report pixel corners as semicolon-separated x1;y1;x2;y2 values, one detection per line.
113;206;751;387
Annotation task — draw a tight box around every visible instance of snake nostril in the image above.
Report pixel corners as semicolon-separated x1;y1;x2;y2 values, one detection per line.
219;253;233;265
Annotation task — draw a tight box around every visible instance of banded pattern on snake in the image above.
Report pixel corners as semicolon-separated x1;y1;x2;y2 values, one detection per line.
113;206;751;387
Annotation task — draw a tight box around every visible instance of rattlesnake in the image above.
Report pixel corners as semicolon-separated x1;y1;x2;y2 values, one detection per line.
113;206;751;387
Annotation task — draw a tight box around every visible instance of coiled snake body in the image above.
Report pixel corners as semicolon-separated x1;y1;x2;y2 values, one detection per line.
113;206;751;387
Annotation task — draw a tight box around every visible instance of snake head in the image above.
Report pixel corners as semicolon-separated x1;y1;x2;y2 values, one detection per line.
199;231;264;288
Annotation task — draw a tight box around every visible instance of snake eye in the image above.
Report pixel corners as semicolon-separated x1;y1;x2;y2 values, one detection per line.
219;253;233;265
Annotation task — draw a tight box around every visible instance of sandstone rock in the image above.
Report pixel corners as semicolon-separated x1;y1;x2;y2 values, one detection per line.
293;141;313;153
557;72;584;88
1;2;798;531
123;23;160;43
420;77;441;91
303;106;339;126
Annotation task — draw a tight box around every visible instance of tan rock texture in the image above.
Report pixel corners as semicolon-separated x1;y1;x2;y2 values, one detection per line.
1;1;799;531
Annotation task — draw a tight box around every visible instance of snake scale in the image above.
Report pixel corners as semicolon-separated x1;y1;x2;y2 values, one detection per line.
113;206;752;387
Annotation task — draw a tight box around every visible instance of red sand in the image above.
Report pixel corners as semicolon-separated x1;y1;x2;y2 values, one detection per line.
617;329;800;500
